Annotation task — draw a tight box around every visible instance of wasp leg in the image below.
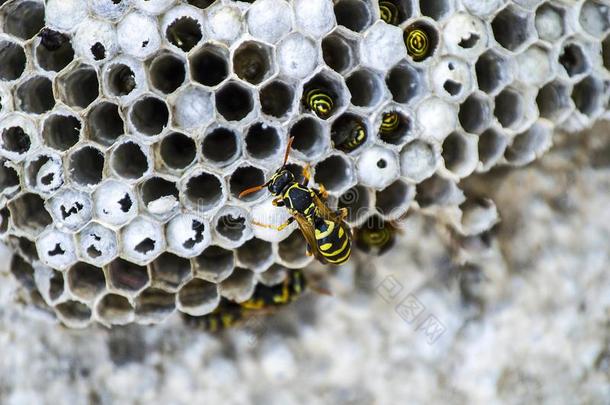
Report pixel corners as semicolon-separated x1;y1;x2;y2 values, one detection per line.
301;164;312;186
305;244;313;256
317;184;329;200
335;207;348;221
272;198;285;207
252;217;295;231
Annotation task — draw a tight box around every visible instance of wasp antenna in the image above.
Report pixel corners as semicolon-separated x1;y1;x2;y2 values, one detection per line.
238;184;264;198
283;136;294;166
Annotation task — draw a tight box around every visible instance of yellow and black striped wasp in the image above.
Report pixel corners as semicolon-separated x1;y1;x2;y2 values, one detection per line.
379;1;400;25
303;88;334;119
239;138;352;265
354;216;400;256
404;26;431;61
332;115;367;152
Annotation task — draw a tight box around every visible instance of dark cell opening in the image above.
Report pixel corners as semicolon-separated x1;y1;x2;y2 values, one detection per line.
166;17;202;52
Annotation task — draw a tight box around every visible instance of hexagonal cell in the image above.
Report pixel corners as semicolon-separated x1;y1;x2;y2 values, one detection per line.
431;57;473;101
158;131;196;172
147;51;186;94
165;15;203;52
331;113;368;153
579;0;610;37
189;44;229;87
148;254;191;295
233;41;275;85
535;3;566;43
379;0;412;25
9;254;35;291
205;3;245;45
116;11;161;59
302;71;347;120
245;122;282;162
441;132;478;178
276;33;319;79
403;20;440;62
314;154;354;194
356;146;399;190
166;213;211;258
491;6;533;52
56;65;100;110
0;40;26;81
290;116;327;159
12;236;40;264
47;189;94;232
321;31;356;74
55;301;92;328
67;145;105;187
400;139;438;183
572;76;604;118
177;278;219;316
0;123;34;159
212;207;251;250
536;80;572;122
139;176;179;217
442;12;488;56
494;88;525;130
260;80;296;119
104;62;138;98
215;81;254;122
173;85;214;129
378;109;413;146
107;258;150;293
93;180;138;227
193;245;235;283
24;151;63;195
558;41;590;78
229;165;266;202
415;174;462;208
36;229;77;270
67;262;106;301
478;127;507;170
274;232;309;269
129;95;170;137
8;193;52;235
181;169;224;212
77;222;118;266
42;111;82;151
516;44;553;87
475;50;512;95
219;267;255;303
420;0;453;20
505;120;553;165
236;237;273;272
338;185;371;224
0;162;19;197
346;69;385;108
96;293;134;325
334;0;373;33
110;141;150;181
15;76;55;114
201;126;241;168
135;287;176;323
2;1;45;40
459;93;492;134
121;216;165;264
86;101;124;146
35;30;75;72
375;180;414;219
293;0;335;38
386;62;424;104
46;269;65;303
247;0;293;44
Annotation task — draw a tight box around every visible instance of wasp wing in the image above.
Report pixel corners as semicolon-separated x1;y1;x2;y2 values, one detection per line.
292;212;328;264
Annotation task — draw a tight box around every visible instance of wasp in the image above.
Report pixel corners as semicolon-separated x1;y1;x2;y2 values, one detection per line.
405;27;431;61
354;216;399;256
379;1;400;25
303;88;334;119
333;117;367;152
380;112;400;134
239;138;352;265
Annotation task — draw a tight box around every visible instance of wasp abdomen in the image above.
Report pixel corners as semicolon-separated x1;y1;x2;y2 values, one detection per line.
315;218;352;265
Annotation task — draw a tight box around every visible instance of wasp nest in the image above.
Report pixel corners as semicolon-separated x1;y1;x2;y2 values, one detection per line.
1;0;609;327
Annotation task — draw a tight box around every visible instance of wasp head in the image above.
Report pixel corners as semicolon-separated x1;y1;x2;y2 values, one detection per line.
267;169;294;196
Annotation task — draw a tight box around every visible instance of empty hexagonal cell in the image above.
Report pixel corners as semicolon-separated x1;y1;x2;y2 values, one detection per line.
478;127;507;170
338;185;371;224
215;81;254;122
86;101;125;146
277;230;310;267
104;62;138;98
68;145;105;187
356;146;399;190
535;3;566;43
331;113;368;153
158;132;196;172
149;252;192;291
302;72;347;119
213;206;252;249
245;123;282;162
420;0;453;20
346;69;385;108
0;40;26;81
475;50;512;95
55;301;92;328
12;237;39;264
35;30;75;72
260;80;296;119
47;189;92;231
93;180;138;227
9;193;52;235
290;116;327;158
182;170;224;212
15;76;55;114
233;41;275;85
378;0;412;25
45;269;65;303
201;126;241;167
189;44;229;87
505;120;553;165
42;111;82;151
177;278;219;316
165;15;203;52
139;176;179;217
219;267;255;303
135;288;176;322
166;213;211;258
107;258;150;293
494;88;525;129
415;174;462;208
441;132;479;178
230;165;266;202
236;237;273;272
558;42;590;79
375;180;414;220
96;293;134;325
148;51;186;94
314;154;354;194
9;254;35;291
77;222;118;266
2;1;45;40
403;21;440;62
334;0;373;33
579;0;610;37
110;141;150;181
377;109;413;146
386;62;424;104
67;262;106;301
491;6;533;52
571;76;604;118
0;163;19;197
121;217;165;264
400;140;438;182
129;96;170;136
536;80;572;122
459;93;492;134
193;245;235;283
321;31;356;74
56;65;100;109
36;229;77;270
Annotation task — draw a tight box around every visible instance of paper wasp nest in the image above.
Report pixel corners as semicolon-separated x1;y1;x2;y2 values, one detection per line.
1;0;609;327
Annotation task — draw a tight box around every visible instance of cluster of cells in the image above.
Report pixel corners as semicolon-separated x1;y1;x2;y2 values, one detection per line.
0;0;609;327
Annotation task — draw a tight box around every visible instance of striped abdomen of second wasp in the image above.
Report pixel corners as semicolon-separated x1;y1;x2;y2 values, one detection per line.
240;269;306;310
314;217;351;265
182;303;243;332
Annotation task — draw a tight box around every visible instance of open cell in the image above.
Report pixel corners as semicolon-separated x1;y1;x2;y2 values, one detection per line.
559;42;589;78
0;41;26;81
10;254;35;291
572;76;603;117
111;141;150;180
386;62;423;104
189;44;229;87
186;0;215;9
166;16;202;52
68;262;106;301
149;252;191;291
107;258;150;293
346;69;384;108
491;6;533;52
219;267;255;303
0;163;19;194
193;245;235;282
536;80;571;121
505;121;552;165
96;293;134;325
201;127;240;167
36;32;74;72
478;128;507;169
129;96;169;136
3;1;45;40
442;132;478;177
148;52;186;94
260;80;295;119
321;32;354;74
159;132;196;171
15;76;55;114
135;288;176;321
87;102;124;146
420;0;452;20
177;278;219;315
236;237;273;272
139;176;178;214
332;113;369;153
233;41;274;85
277;230;309;265
334;0;372;33
290;116;326;158
302;72;346;120
404;21;440;62
57;65;100;109
1;126;32;156
56;301;92;327
230;165;266;201
376;180;413;218
338;185;370;223
183;171;224;211
378;110;412;146
215;82;254;122
214;208;249;245
106;63;137;97
475;51;510;95
314;155;353;193
415;175;458;207
43;113;82;151
68;146;105;187
459;94;492;134
494;88;524;129
9;193;52;234
245;123;281;161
